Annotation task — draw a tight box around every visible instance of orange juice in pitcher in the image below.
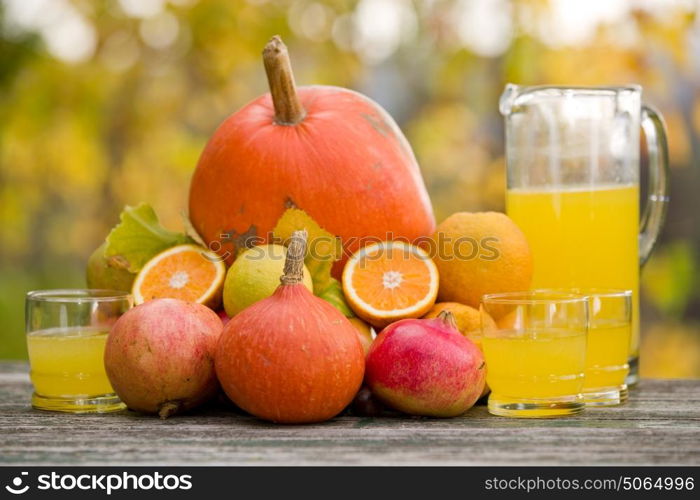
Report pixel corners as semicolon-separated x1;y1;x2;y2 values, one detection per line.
500;85;669;384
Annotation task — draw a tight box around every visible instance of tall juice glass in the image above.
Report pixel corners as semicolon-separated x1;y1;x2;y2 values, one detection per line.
26;289;132;413
500;85;669;384
481;291;588;418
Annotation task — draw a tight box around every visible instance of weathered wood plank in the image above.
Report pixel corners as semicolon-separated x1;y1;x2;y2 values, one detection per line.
1;362;699;465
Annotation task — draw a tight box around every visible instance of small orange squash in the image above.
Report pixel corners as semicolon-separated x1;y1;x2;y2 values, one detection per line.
215;231;365;423
189;36;435;273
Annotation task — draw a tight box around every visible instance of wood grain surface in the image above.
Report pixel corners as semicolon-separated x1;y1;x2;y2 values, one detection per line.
1;362;698;466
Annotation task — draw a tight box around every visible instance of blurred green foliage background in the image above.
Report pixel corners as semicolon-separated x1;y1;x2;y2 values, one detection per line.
1;0;699;377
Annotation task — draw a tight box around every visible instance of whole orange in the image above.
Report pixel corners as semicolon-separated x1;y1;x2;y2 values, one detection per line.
431;212;533;311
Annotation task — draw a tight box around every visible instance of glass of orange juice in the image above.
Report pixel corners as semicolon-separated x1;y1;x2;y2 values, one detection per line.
579;289;632;406
26;289;133;413
481;291;588;418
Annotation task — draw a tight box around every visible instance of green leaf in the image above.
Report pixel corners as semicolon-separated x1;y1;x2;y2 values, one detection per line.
104;203;192;273
272;208;354;317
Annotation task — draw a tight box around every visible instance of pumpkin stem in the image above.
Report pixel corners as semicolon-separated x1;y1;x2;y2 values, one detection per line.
263;36;306;125
281;229;308;285
437;310;458;330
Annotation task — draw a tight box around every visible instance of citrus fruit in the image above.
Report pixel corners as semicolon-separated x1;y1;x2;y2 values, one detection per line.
423;302;496;348
131;244;225;308
223;244;313;316
431;212;533;309
342;241;439;328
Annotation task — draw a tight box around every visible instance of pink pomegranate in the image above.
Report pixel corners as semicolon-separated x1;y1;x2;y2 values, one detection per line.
365;311;485;417
105;298;223;418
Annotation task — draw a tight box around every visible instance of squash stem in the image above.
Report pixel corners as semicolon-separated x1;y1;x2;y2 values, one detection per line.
281;230;308;285
263;36;306;125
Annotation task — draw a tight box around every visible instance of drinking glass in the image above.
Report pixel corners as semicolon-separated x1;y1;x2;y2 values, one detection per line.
26;289;132;413
580;289;633;406
480;291;588;418
500;84;669;385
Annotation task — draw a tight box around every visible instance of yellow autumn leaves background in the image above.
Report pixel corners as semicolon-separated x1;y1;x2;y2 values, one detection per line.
0;0;699;377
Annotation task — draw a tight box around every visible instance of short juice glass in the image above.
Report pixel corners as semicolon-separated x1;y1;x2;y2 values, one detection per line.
580;289;632;406
26;289;133;413
481;291;588;418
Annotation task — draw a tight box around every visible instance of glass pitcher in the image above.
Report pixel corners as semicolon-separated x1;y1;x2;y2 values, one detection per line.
500;84;669;385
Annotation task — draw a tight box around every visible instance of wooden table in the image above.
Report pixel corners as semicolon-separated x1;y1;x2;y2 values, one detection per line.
1;362;698;466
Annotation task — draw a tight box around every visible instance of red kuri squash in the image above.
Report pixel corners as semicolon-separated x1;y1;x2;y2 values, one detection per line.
189;36;435;273
215;231;365;423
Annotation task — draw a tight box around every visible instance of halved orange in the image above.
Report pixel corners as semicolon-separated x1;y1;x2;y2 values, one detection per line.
132;244;226;308
342;241;439;328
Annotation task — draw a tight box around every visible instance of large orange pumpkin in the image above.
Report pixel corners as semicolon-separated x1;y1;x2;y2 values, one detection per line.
189;36;435;274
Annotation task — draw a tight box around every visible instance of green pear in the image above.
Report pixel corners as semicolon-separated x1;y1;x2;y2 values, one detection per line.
86;242;135;292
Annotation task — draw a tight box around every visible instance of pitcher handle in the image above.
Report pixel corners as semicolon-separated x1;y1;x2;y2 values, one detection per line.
639;104;670;267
